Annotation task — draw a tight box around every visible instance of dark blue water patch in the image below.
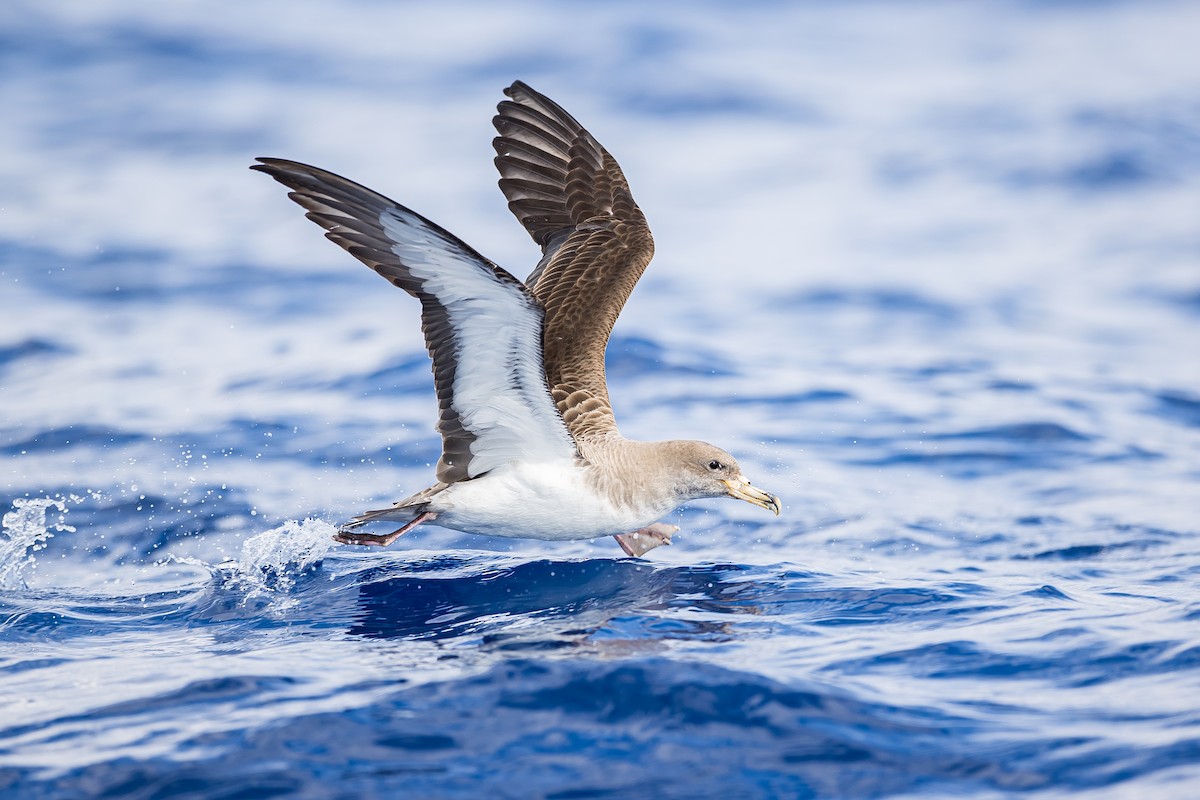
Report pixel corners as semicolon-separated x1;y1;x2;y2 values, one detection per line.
996;152;1145;193
896;358;992;379
0;424;144;456
1150;389;1200;428
186;577;336;633
0;658;1025;800
620;21;688;60
622;87;818;124
1010;521;1183;563
847;449;1082;479
652;387;854;414
0;17;343;87
65;490;256;560
716;389;854;407
158;416;442;472
1022;585;1072;601
34;416;439;482
11;656;1188;798
829;639;1061;680
0;338;71;373
317;440;439;473
1093;445;1163;464
10;556;762;650
1017;515;1064;526
678;573;1005;627
323;353;439;397
1071;103;1200;166
0;241;369;314
0;586;207;643
1068;151;1157;189
1015;150;1158;191
988;378;1038;392
991;99;1200;191
776;287;962;324
589;613;739;644
344;559;767;643
606;335;734;379
197;418;347;464
830;637;1199;690
999;138;1189;192
101;675;305;721
1106;522;1191;541
1166;286;1200;315
348;558;673;641
843;421;1097;477
0;657;70;676
0;674;302;747
1019;541;1151;562
930;422;1091;443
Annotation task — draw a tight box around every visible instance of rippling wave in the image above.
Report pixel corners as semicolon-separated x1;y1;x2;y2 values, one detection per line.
3;1;1200;797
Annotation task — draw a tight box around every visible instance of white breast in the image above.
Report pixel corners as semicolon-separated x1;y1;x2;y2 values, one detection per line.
425;460;660;541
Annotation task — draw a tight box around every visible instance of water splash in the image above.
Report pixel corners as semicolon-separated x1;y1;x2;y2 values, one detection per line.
0;497;76;588
224;518;337;599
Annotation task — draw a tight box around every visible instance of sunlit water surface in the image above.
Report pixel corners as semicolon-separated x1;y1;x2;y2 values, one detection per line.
2;2;1199;797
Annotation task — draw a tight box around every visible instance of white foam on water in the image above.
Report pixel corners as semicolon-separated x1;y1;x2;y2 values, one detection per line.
0;497;76;589
221;518;338;602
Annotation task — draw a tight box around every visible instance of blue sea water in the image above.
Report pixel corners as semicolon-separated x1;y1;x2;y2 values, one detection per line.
2;1;1199;797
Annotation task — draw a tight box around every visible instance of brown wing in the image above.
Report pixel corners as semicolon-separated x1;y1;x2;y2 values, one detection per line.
493;81;655;439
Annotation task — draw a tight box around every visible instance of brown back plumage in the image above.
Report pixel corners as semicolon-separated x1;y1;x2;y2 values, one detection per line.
493;81;655;440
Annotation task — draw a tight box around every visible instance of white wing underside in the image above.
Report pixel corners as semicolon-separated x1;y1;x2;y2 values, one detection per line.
377;209;576;476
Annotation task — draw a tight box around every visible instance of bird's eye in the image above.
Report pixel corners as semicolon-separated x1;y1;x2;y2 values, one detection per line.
708;460;722;471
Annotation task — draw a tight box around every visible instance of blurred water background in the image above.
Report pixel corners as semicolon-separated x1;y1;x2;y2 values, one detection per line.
2;1;1199;797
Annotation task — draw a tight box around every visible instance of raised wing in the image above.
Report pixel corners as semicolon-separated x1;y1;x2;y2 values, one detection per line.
252;158;577;482
493;81;655;439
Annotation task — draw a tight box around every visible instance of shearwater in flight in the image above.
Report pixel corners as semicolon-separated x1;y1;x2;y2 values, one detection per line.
253;81;779;557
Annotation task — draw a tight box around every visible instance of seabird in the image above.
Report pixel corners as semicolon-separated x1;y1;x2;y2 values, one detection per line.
252;81;780;557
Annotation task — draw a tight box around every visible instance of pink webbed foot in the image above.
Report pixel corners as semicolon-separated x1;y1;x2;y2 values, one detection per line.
334;511;437;548
613;523;679;558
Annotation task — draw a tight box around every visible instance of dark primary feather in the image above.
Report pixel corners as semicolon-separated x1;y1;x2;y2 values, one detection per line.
493;81;655;439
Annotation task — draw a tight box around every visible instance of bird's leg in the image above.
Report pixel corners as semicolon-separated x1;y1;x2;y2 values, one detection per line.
334;511;438;547
613;523;679;558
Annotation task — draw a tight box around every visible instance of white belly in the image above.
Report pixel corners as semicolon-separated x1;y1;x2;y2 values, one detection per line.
425;461;659;540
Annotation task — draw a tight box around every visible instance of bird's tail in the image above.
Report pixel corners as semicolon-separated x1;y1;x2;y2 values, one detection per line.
337;483;447;532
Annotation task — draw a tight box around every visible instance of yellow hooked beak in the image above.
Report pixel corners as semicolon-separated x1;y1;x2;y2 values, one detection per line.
722;476;781;516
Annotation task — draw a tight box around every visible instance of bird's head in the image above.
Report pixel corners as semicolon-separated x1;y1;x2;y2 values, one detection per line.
664;441;781;515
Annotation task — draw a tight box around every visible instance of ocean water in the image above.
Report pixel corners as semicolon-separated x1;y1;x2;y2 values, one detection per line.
2;1;1199;797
